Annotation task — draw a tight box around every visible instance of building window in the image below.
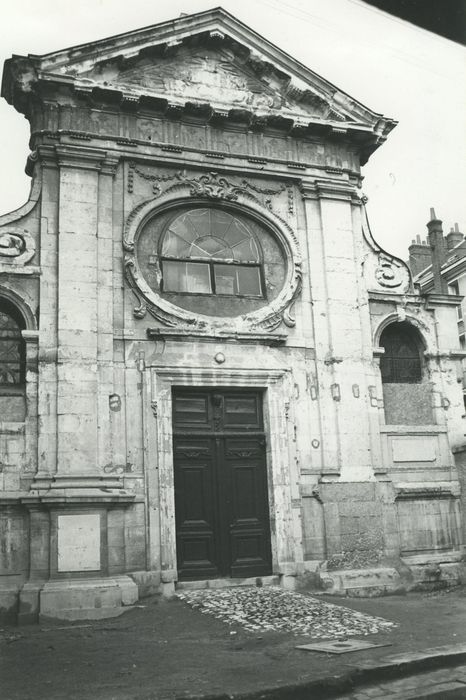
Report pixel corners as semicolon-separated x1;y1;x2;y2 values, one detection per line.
0;301;25;385
449;281;463;321
380;322;422;384
160;208;264;297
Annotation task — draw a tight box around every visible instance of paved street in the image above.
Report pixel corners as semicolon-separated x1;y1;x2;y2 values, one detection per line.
177;585;397;637
1;586;466;700
334;664;466;699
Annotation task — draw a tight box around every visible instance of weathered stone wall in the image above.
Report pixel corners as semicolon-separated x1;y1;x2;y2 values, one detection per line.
382;381;434;425
0;13;464;619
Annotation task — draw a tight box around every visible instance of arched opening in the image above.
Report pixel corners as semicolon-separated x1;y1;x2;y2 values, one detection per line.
0;299;26;386
379;321;433;425
0;298;27;423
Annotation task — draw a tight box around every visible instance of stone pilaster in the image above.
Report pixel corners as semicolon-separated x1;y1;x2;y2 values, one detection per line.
302;180;375;480
55;145;107;476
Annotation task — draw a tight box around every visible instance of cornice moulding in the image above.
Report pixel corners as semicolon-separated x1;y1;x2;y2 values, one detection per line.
55;144;109;170
2;8;396;164
146;327;287;346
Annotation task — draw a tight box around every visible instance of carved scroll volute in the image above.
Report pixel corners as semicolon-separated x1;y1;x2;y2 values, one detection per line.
0;230;35;265
360;198;411;294
0;233;25;257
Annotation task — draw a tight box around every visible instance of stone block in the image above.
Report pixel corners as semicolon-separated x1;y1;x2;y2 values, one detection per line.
39;576;138;621
0;586;19;623
18;583;43;625
129;570;161;598
279;574;297;590
320;567;403;596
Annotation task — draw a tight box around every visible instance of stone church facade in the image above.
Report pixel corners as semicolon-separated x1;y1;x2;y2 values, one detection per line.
0;9;464;622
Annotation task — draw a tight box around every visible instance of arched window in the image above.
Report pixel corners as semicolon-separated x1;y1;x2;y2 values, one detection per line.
380;322;422;384
160;208;264;297
0;301;25;386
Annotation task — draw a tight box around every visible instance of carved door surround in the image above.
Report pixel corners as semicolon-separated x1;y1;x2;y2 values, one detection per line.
123;170;302;333
146;366;295;585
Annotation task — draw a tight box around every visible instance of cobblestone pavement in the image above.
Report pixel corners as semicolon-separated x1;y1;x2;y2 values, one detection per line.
177;585;397;638
334;664;466;698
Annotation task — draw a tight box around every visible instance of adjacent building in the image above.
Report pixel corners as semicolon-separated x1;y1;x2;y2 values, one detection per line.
0;8;464;622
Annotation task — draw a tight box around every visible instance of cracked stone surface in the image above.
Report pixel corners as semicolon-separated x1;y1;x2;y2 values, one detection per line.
176;586;397;638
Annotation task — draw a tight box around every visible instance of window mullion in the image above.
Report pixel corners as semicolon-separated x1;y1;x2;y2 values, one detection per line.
210;263;216;294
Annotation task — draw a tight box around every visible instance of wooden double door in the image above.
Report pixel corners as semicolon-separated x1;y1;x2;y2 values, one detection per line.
173;388;272;580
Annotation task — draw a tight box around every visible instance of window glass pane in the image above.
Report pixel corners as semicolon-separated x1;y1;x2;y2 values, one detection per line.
190;236;233;259
214;265;236;295
237;266;262;296
380;323;422;383
161;230;192;257
0;312;22;384
0;340;21;383
214;265;262;296
226;219;252;247
163;260;185;292
231;238;259;262
163;261;211;293
186;263;212;293
210;209;234;239
0;311;21;335
184;209;210;238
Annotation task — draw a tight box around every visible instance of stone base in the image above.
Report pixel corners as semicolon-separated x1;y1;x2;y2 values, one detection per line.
319;567;404;597
306;553;465;597
129;570;161;598
0;585;20;623
175;574;280;593
37;576;138;622
404;558;464;592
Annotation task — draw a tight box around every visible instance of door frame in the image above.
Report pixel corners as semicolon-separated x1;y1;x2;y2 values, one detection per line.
145;365;295;585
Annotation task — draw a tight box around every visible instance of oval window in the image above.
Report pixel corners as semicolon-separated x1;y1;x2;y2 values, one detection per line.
136;205;287;318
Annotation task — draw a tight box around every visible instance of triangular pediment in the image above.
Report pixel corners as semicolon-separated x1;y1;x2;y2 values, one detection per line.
2;7;396;155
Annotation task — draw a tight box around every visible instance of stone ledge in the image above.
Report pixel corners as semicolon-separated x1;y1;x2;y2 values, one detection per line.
38;576;138;622
320;567;404;596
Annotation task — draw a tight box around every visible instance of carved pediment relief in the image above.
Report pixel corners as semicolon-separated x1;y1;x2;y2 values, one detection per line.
79;46;348;121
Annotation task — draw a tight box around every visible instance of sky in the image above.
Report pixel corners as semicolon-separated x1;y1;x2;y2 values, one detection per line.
0;0;465;258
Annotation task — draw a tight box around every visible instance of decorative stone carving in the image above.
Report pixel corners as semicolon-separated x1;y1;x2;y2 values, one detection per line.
360;199;411;294
123;173;302;333
0;233;25;257
127;164;288;203
375;253;406;289
0;230;35;265
84;47;285;111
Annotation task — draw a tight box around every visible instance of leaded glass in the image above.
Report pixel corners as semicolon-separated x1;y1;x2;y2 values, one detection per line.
380;323;422;383
0;311;22;384
160;207;263;297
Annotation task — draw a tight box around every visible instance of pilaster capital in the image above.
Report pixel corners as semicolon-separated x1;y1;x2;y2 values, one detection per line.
22;329;39;344
36;144;59;169
300;178;359;202
55;144;108;171
100;155;120;177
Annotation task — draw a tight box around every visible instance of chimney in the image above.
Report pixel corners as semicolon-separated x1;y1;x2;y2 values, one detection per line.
446;222;464;250
427;208;448;294
408;233;431;277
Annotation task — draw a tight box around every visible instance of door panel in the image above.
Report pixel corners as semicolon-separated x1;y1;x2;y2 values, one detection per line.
222;394;263;429
224;436;272;577
174;437;220;579
173;389;272;580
